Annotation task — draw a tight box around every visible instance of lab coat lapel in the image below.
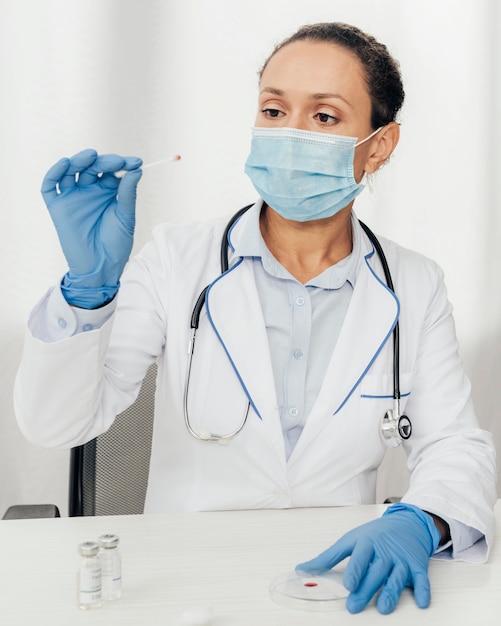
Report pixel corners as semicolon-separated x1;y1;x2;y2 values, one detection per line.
205;259;281;440
289;246;399;462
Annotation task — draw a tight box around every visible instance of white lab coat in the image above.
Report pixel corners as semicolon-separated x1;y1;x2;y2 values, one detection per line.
15;205;496;560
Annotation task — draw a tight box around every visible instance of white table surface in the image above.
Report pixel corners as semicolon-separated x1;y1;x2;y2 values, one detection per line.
1;502;500;625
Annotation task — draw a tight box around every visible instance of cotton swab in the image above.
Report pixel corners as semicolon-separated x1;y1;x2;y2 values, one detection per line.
142;155;181;169
115;155;181;177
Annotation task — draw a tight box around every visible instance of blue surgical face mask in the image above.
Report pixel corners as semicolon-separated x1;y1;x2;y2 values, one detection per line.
244;126;381;222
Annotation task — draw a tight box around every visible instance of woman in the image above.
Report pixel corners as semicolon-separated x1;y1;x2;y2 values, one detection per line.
14;23;496;615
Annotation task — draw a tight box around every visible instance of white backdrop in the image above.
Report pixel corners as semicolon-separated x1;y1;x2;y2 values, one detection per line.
1;0;499;516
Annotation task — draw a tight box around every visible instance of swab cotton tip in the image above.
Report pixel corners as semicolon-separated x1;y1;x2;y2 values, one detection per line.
142;155;181;169
115;155;181;177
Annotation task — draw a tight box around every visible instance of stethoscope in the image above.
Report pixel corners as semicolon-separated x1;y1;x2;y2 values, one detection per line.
183;204;412;448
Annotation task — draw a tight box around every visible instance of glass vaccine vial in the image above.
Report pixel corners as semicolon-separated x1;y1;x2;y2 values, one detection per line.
98;534;122;600
77;541;102;609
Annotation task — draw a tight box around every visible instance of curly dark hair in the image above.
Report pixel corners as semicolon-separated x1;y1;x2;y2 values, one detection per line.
260;22;405;130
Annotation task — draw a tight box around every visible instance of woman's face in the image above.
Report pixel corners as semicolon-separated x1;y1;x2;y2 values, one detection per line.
256;40;376;180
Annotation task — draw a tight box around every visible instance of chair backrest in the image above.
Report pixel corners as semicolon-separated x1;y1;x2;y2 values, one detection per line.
69;363;157;516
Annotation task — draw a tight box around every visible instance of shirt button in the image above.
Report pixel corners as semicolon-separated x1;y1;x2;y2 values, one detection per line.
57;317;67;329
82;324;93;332
293;349;303;359
295;297;305;306
288;407;299;417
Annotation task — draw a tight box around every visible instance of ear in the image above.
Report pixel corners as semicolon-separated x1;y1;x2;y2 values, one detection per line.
364;122;400;174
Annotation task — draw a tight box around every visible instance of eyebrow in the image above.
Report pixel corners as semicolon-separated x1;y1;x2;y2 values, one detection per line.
259;87;353;108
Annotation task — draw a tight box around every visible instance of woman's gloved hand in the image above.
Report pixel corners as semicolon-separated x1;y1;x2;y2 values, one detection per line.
296;502;441;615
41;148;143;308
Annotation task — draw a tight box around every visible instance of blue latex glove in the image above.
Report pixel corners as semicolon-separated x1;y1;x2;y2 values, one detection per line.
41;149;143;308
296;503;441;615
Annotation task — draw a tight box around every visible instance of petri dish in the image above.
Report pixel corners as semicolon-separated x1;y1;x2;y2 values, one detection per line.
270;569;348;612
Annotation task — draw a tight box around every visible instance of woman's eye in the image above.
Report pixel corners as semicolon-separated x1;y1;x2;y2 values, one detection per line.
316;112;337;124
261;108;283;118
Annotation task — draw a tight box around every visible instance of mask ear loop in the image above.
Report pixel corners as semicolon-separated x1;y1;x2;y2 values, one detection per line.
354;126;384;147
354;127;383;187
355;124;399;185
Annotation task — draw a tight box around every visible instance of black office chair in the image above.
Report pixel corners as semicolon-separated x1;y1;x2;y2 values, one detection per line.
3;363;157;520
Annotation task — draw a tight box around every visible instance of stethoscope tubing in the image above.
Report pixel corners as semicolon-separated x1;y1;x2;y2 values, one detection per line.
184;204;409;444
358;221;401;405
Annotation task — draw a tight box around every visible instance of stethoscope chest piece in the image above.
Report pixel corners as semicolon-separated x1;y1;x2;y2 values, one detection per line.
381;408;412;448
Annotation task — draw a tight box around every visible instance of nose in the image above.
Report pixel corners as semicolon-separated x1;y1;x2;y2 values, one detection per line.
282;111;311;131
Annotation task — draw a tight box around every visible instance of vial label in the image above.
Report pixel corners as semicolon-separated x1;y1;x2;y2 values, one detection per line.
79;567;102;607
101;553;122;600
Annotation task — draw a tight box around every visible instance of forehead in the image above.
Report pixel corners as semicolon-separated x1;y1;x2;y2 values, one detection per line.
260;40;370;103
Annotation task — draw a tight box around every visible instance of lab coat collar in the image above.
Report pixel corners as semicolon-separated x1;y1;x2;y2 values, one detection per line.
207;207;399;464
205;248;285;457
288;225;399;464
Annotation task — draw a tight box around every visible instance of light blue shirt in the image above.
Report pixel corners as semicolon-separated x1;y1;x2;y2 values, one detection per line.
234;207;360;459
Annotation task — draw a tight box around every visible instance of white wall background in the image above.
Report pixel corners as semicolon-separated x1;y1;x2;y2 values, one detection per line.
1;0;499;516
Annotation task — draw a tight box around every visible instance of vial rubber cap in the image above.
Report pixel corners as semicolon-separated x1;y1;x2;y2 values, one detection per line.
98;533;120;549
78;541;100;557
